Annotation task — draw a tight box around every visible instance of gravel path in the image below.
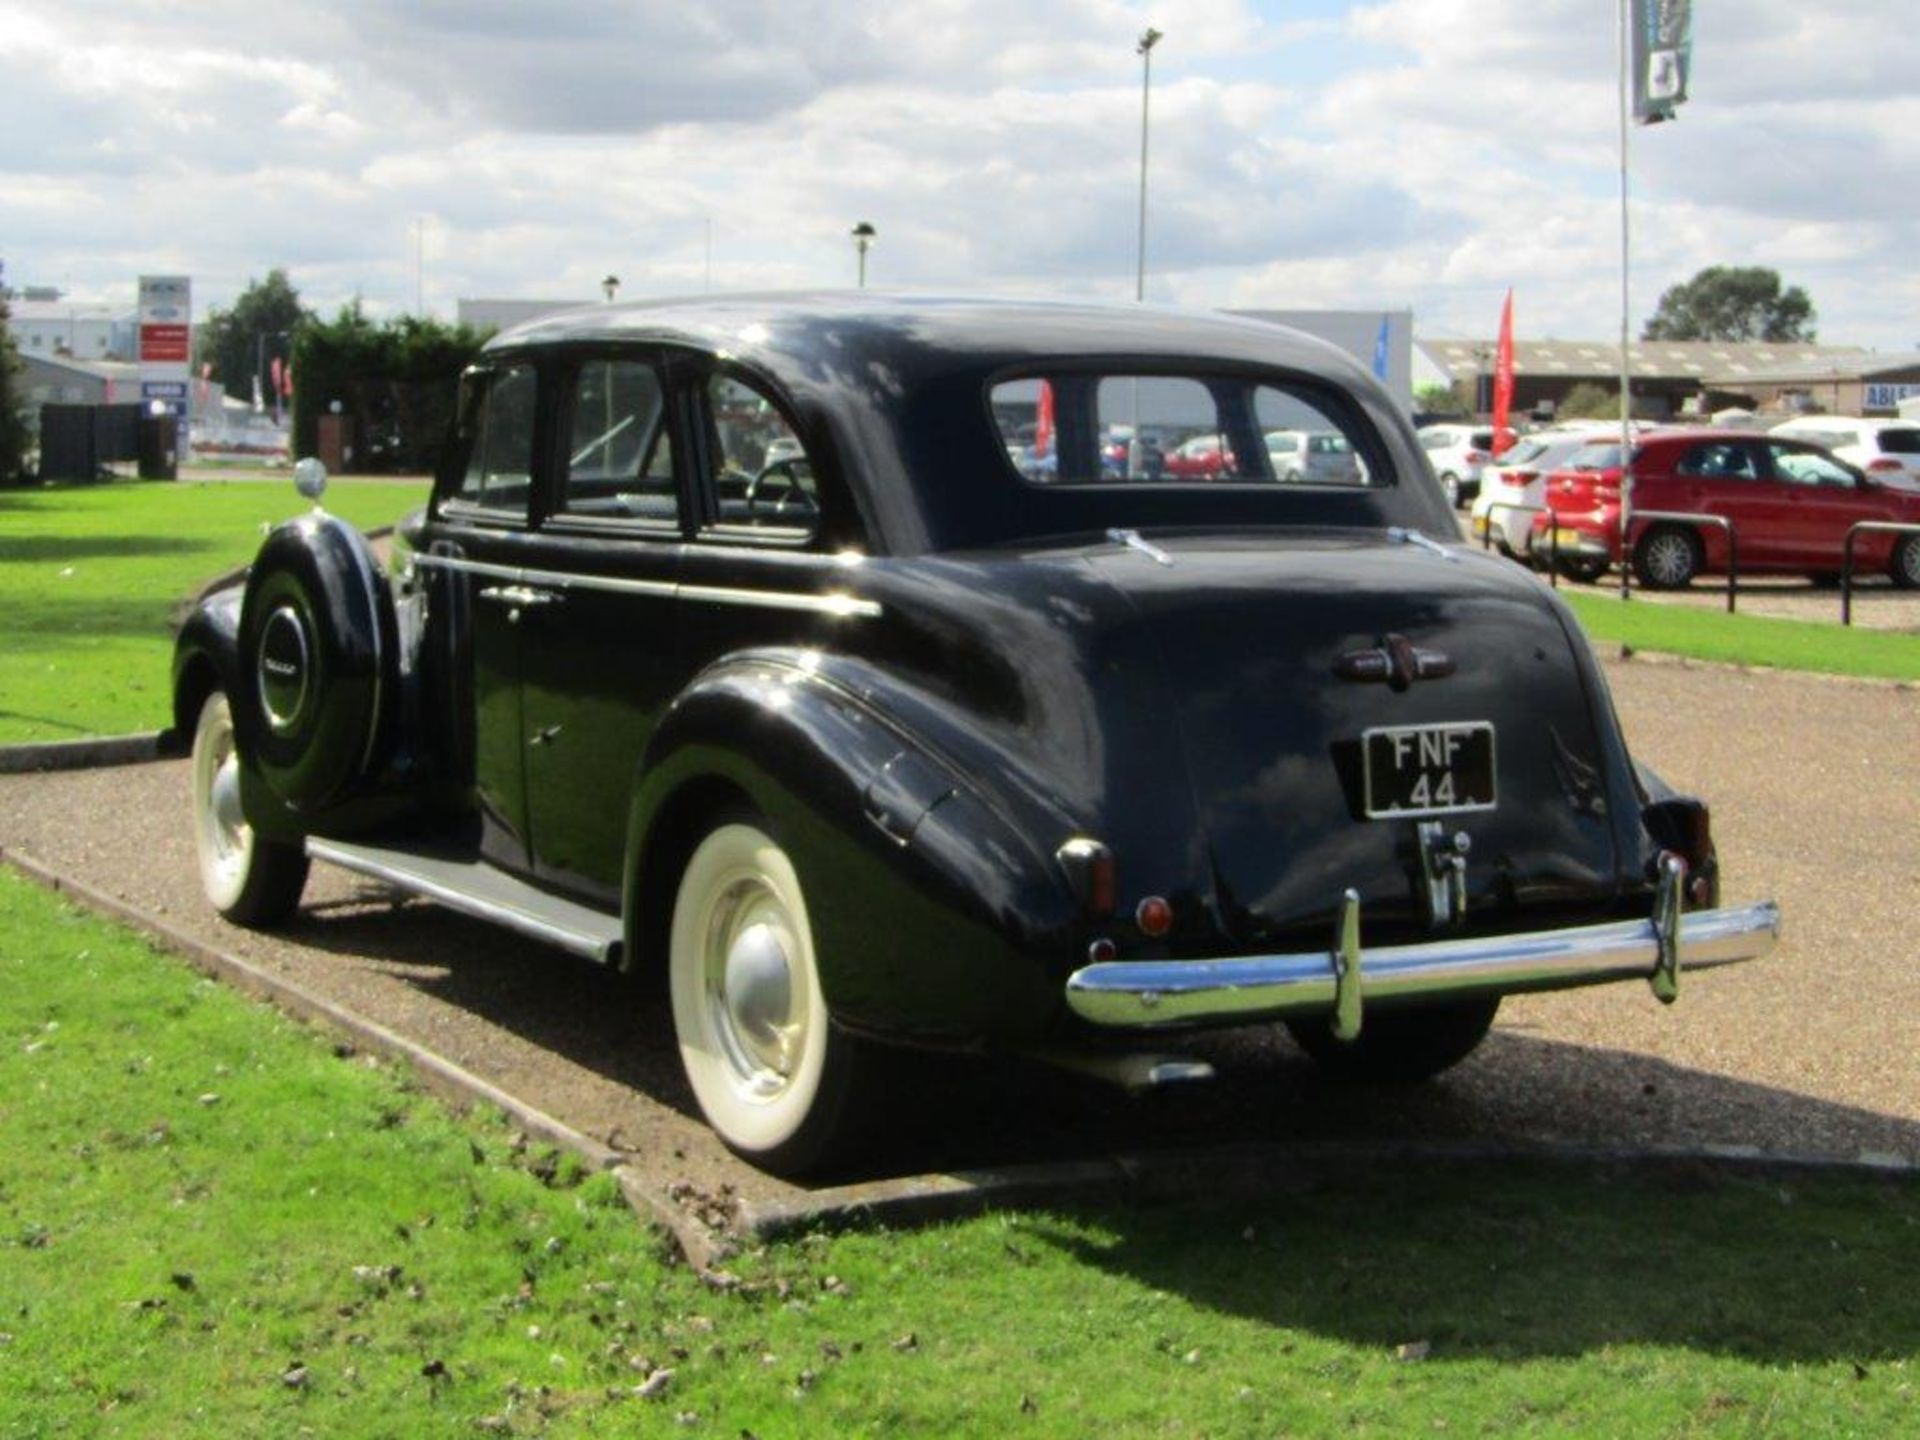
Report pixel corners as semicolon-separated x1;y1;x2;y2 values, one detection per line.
3;654;1915;1211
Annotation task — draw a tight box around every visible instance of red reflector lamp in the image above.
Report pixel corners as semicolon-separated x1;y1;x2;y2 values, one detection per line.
1135;895;1173;938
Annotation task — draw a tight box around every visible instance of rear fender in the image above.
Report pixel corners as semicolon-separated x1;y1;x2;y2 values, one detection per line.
625;653;1075;1044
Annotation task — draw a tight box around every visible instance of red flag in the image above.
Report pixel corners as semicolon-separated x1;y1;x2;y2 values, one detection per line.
1033;379;1055;459
1491;289;1515;454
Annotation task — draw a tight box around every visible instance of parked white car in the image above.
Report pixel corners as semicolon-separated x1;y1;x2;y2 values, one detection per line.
1468;432;1597;557
1265;428;1362;484
1768;416;1920;492
1416;424;1502;507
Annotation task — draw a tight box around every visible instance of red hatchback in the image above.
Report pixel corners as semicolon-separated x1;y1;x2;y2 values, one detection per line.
1531;429;1920;588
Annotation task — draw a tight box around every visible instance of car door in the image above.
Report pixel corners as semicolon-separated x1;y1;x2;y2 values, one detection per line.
419;359;544;873
1764;441;1879;569
514;349;692;908
1666;438;1784;569
673;365;875;737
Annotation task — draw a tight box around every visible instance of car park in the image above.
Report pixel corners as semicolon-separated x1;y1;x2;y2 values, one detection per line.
1416;424;1503;508
1532;428;1920;588
1265;428;1362;484
1468;431;1595;557
1768;416;1920;492
172;296;1779;1176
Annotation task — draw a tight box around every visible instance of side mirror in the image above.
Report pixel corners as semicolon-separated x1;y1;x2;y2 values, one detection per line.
293;456;328;502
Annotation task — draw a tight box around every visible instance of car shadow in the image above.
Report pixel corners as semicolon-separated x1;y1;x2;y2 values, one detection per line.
281;887;1920;1186
1015;1155;1920;1369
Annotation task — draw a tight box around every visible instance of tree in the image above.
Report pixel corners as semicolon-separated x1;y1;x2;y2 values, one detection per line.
290;303;492;474
196;269;311;402
1555;381;1619;421
0;290;29;481
1642;266;1816;343
1414;382;1467;419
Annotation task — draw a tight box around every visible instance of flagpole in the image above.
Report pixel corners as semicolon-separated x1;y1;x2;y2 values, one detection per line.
1617;0;1634;601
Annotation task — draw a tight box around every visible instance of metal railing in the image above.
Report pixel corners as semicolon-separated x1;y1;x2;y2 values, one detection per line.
1478;501;1558;588
1625;510;1740;615
1840;521;1920;626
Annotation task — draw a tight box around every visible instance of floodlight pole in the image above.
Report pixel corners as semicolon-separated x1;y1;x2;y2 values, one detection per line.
1135;27;1162;303
1616;0;1634;601
852;223;877;288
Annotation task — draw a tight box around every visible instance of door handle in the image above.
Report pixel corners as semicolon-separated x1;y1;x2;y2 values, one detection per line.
478;584;564;608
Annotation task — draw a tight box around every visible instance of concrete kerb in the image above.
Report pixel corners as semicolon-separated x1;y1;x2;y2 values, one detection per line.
4;844;1914;1274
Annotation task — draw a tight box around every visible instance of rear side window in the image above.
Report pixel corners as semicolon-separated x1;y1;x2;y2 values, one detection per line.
988;372;1378;487
704;373;818;539
560;358;678;525
1878;428;1920;455
455;364;538;512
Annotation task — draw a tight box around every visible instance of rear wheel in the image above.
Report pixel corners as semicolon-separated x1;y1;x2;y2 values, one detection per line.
1285;995;1500;1084
190;691;309;927
1889;534;1920;590
668;816;870;1176
1439;471;1462;508
1633;525;1700;589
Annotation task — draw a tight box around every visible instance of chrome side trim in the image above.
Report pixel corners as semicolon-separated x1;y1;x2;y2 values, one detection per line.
1065;898;1782;1030
409;552;877;616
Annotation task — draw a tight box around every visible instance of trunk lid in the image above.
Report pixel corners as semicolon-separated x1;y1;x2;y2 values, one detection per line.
1079;529;1629;947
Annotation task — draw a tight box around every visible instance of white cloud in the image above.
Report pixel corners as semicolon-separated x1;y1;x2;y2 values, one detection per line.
1;0;1914;350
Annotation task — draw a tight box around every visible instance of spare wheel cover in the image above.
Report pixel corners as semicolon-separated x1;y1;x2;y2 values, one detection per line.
237;513;394;813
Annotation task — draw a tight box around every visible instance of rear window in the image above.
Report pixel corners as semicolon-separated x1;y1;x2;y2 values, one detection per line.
1469;431;1495;451
1571;443;1624;470
1878;428;1920;455
989;371;1379;488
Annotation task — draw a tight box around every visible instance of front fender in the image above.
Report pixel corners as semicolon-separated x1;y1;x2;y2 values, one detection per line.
625;652;1079;1046
169;585;245;750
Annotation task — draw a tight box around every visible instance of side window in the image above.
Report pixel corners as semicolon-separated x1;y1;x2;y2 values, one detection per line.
1677;443;1757;480
1770;444;1855;487
705;373;818;536
560;358;678;524
456;364;538;512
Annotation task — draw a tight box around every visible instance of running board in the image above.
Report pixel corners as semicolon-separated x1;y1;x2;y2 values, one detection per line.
305;837;624;966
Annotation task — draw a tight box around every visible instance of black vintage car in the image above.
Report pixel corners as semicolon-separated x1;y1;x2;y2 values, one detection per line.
173;295;1780;1175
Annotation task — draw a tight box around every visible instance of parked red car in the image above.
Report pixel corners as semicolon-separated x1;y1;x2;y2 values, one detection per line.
1531;429;1920;588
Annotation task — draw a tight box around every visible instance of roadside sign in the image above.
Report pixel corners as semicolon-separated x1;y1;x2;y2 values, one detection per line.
138;275;192;455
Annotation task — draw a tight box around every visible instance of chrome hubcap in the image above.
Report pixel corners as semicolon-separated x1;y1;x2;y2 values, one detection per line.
210;753;246;855
705;879;806;1096
1645;534;1691;585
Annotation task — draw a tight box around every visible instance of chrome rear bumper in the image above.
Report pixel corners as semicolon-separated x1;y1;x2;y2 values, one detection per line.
1065;859;1780;1032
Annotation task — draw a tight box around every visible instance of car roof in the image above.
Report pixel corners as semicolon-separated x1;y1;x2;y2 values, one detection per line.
486;291;1374;390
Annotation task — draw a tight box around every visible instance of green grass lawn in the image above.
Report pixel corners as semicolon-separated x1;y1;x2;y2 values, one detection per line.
1562;590;1920;682
2;865;1915;1437
0;478;427;745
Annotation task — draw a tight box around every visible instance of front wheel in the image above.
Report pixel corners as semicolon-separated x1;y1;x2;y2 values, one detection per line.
1285;994;1500;1084
190;691;309;927
1889;534;1920;590
668;818;868;1175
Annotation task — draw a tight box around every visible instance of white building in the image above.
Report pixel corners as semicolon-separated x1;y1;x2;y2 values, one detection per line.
5;297;138;361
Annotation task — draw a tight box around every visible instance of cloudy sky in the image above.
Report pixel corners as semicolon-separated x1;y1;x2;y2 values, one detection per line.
4;0;1917;347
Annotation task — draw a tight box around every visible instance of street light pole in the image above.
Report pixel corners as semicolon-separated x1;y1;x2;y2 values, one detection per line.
851;222;876;288
1135;26;1162;303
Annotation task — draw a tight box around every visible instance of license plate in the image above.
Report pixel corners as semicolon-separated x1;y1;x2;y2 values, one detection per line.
1362;722;1496;818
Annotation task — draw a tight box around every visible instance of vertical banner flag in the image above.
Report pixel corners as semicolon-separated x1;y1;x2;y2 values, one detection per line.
1631;0;1692;124
1371;313;1390;382
1491;290;1515;453
1033;379;1055;459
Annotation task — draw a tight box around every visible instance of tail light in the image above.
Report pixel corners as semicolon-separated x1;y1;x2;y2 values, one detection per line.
1511;470;1538;484
1465;450;1488;465
1869;458;1902;474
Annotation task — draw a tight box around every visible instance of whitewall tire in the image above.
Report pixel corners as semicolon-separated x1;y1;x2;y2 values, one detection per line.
190;691;309;926
668;819;862;1174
